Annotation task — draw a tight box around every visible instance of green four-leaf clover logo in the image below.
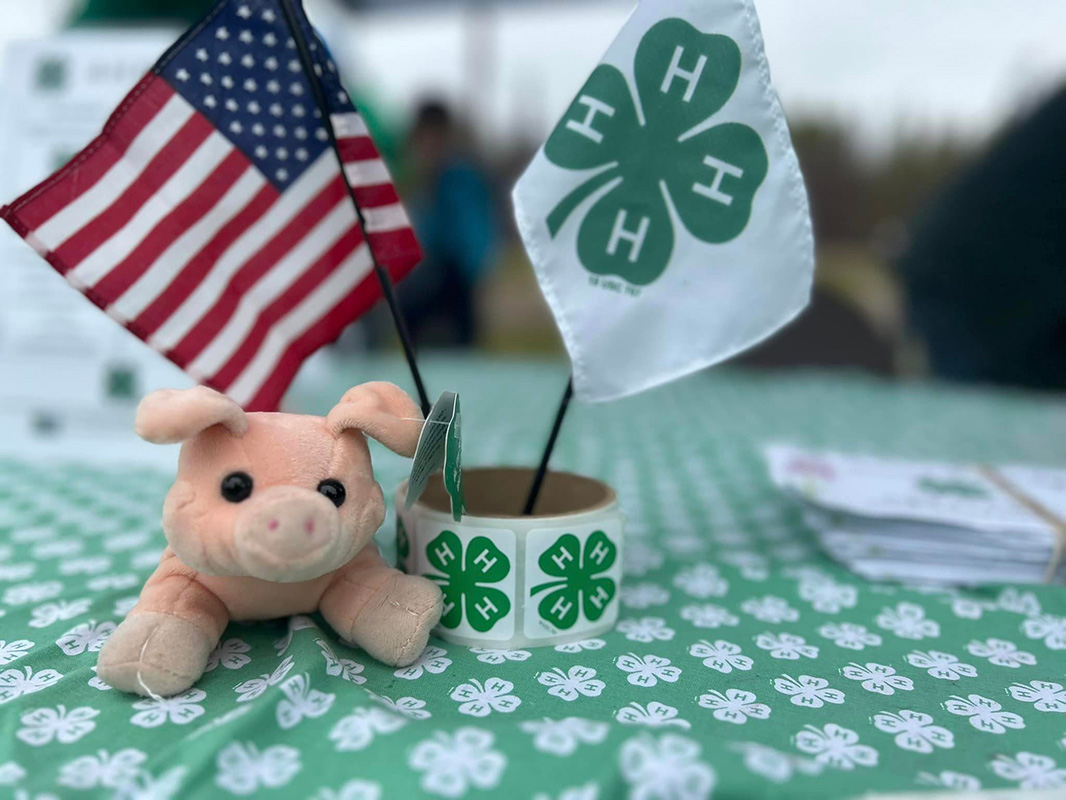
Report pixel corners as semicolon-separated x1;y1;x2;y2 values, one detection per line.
531;531;617;630
425;531;511;632
545;18;768;286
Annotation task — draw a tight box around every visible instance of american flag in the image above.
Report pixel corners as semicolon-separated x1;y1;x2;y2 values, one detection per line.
0;0;421;411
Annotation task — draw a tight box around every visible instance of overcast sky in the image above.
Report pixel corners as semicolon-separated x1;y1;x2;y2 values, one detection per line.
2;0;1066;156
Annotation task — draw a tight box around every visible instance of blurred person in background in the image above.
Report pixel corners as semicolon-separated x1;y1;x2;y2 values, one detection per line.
898;85;1066;391
396;99;499;348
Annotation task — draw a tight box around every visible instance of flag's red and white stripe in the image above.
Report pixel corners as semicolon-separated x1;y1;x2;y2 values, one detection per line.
1;74;420;411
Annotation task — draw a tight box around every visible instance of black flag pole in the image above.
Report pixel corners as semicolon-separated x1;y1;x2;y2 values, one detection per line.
278;0;432;417
523;377;574;515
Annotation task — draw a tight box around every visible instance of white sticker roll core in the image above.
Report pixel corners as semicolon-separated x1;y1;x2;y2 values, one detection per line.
396;468;626;649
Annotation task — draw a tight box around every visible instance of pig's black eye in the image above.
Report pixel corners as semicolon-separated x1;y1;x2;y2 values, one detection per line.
317;479;346;508
220;472;254;503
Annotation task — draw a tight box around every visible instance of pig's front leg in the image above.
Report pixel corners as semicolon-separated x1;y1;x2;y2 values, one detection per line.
321;544;443;667
97;560;229;697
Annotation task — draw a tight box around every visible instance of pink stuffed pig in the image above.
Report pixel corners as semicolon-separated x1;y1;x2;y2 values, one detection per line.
97;382;443;697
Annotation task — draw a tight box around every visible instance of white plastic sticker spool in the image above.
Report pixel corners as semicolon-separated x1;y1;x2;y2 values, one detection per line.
396;468;626;649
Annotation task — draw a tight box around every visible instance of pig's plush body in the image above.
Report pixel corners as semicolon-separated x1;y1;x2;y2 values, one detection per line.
97;382;443;698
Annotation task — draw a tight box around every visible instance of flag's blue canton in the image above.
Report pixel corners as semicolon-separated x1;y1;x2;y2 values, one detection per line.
157;0;356;190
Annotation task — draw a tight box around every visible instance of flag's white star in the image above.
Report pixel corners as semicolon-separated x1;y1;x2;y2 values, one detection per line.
310;42;318;51
244;78;258;92
195;48;208;62
273;125;287;138
294;126;307;140
264;57;279;71
200;73;214;86
175;68;190;82
269;103;284;117
221;76;235;89
288;60;301;73
239;30;254;44
225;98;239;112
252;123;266;136
290;83;304;96
313;64;323;77
262;9;276;22
216;27;229;40
292;105;305;118
241;54;255;68
267;80;281;94
295;148;308;161
218;51;232;66
336;91;347;103
315;128;328;141
276;168;289;182
204;95;217;108
255;145;268;158
237;4;251;18
326;60;336;73
229;121;243;134
247;100;261;114
276;147;289;160
286;38;296;49
263;33;277;47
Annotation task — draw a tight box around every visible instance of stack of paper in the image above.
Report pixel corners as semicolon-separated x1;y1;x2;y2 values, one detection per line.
765;445;1066;586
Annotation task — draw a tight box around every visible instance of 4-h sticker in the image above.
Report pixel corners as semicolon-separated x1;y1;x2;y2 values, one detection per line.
424;528;516;638
544;18;768;286
525;522;624;640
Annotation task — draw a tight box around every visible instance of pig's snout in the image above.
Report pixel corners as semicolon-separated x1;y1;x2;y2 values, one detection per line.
233;486;343;582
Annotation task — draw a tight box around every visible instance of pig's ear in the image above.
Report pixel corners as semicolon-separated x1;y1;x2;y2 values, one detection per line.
135;386;248;444
327;382;423;457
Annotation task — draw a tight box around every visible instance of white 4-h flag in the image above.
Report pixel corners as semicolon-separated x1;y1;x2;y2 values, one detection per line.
514;0;813;402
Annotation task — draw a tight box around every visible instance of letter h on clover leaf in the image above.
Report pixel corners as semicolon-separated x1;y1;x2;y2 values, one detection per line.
425;531;511;632
545;18;768;286
532;531;617;630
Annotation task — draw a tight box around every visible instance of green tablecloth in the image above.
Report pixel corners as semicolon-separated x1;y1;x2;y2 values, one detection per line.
2;358;1066;798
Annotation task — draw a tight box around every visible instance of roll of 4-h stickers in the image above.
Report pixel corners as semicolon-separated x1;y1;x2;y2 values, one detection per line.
395;468;625;649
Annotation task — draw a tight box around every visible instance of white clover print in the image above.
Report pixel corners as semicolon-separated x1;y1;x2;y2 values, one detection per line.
688;639;753;674
450;677;522;717
0;762;25;785
234;655;295;701
697;689;771;725
276;673;335;730
408;727;506;798
17;705;99;746
906;650;977;680
680;604;738;629
468;648;532;665
773;675;845;709
553;638;606;654
368;692;431;720
130;688;206;728
948;597;993;620
214;742;301;796
624;543;664;576
998;587;1041;616
87;574;138;592
672;564;728;599
316;639;366;685
991;752;1066;790
616;653;681;688
537;665;606;701
111;596;138;618
840;662;913;696
113;765;187;799
205;638;251;672
4;581;63;606
58;555;111;576
1008;680;1066;713
794;723;878;770
741;596;798;624
966;637;1035;668
311;779;382;800
616;617;675;643
819;623;881;651
520;717;609;756
330;707;406;751
755;632;818;660
872;710;954;754
943;694;1024;734
55;621;114;656
620;583;670;609
876;602;939;640
28;599;90;629
0;563;35;581
619;734;715;799
272;615;316;656
394;646;452;681
917;770;981;791
1021;614;1066;650
798;578;857;614
56;748;146;790
0;639;33;665
731;742;822;784
0;666;63;704
615;701;691;730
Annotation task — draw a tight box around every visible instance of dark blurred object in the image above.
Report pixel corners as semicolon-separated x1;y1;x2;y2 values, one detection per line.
397;99;498;348
899;86;1066;390
738;288;895;376
73;0;213;26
